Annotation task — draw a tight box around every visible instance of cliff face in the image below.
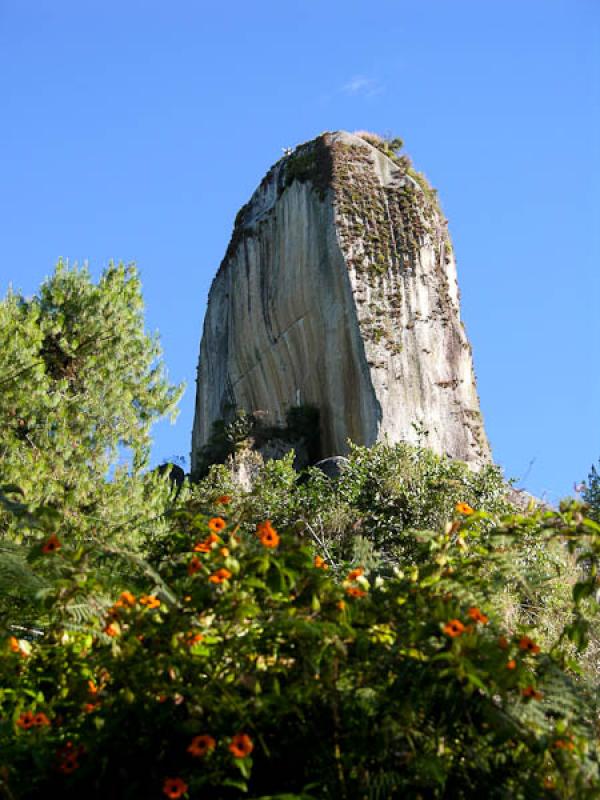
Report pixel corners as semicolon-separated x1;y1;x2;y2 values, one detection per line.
192;131;491;471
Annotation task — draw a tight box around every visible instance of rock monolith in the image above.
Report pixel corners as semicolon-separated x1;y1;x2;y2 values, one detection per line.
192;131;491;471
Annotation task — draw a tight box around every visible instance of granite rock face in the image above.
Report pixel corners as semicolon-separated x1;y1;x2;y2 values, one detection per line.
192;131;491;471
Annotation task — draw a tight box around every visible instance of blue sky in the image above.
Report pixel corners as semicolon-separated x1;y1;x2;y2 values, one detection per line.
0;0;598;502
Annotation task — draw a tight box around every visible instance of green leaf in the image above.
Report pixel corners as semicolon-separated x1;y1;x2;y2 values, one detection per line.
573;581;593;604
222;778;248;792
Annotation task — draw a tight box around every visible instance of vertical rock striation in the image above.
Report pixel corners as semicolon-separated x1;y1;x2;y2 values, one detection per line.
192;131;491;471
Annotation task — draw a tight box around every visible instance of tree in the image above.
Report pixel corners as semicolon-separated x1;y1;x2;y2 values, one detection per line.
0;262;183;626
583;462;600;521
0;260;181;498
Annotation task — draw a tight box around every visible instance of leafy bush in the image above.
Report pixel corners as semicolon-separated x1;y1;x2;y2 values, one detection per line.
1;483;599;798
201;441;516;567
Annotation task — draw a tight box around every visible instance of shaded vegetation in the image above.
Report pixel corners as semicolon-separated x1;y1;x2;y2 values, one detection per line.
193;405;320;478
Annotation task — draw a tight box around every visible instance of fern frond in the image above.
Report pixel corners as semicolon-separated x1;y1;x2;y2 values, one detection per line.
0;545;47;593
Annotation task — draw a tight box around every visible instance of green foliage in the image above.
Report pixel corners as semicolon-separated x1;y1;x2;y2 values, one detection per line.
0;261;181;494
1;488;599;798
382;135;404;155
1;267;598;798
197;442;597;673
0;262;182;627
195;411;255;473
583;462;600;522
407;166;439;204
216;441;516;567
283;137;332;200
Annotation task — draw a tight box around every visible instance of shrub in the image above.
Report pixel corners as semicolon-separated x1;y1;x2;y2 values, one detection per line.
1;484;599;798
219;441;516;567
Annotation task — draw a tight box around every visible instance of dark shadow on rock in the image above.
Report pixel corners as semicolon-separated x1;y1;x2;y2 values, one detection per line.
314;456;350;480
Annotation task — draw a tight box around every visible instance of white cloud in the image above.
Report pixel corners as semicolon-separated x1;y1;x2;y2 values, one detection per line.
342;75;384;97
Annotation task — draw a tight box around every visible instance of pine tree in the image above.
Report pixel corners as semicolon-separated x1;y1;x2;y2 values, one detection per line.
0;262;183;625
583;462;600;521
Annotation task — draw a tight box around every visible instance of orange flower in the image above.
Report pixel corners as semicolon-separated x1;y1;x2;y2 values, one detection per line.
8;636;27;657
506;659;517;670
522;686;543;701
187;734;216;757
208;517;226;533
58;754;80;774
229;733;254;759
208;568;232;584
187;556;202;576
33;712;51;727
139;595;161;609
163;777;188;798
16;711;35;730
256;520;275;535
219;547;230;558
259;527;280;548
83;702;99;714
103;622;120;638
194;532;220;553
443;619;466;638
337;600;346;611
41;534;61;554
518;636;540;655
553;738;575;751
106;603;122;620
346;586;367;598
314;555;329;570
347;567;364;581
498;636;509;650
216;495;231;505
56;741;84;760
467;607;489;625
119;591;136;607
455;502;474;515
184;632;204;647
